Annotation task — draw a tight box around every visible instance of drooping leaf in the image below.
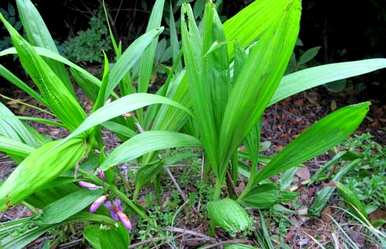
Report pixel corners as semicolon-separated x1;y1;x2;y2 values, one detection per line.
0;135;34;159
252;102;369;184
0;65;44;104
207;198;252;236
101;131;201;170
37;189;103;225
0;102;42;147
65;93;192;141
271;59;386;105
0;14;86;131
0;138;87;210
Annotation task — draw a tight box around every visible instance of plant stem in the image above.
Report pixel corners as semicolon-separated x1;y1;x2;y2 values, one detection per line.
213;178;223;200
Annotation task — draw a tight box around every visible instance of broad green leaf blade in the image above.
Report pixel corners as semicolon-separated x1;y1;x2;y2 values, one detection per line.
106;27;164;100
84;225;129;249
270;59;386;105
0;139;87;210
1;224;52;249
0;15;86;131
93;53;110;111
101;131;201;170
298;46;320;65
16;0;74;94
224;0;296;57
207;198;252;236
0;102;42;147
253;102;370;184
239;184;280;209
0;65;44;104
66;93;192;141
0;135;34;159
37;189;103;225
219;0;301;177
138;0;165;93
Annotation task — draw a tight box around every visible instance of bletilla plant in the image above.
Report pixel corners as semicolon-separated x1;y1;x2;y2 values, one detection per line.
0;0;385;247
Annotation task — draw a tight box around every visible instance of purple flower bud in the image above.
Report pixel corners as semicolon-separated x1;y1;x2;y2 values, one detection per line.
97;168;105;180
89;195;107;213
104;200;119;221
117;211;132;230
79;181;102;190
112;199;123;212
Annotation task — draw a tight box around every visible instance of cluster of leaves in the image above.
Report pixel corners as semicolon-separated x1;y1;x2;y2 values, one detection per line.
61;7;112;63
0;0;385;248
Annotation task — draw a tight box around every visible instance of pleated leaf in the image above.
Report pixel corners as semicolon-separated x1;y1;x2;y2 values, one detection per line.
101;131;201;170
0;14;86;131
218;0;301;178
16;0;73;93
138;0;165;93
0;135;34;159
66;93;192;141
0;138;87;210
270;59;386;105
252;102;370;184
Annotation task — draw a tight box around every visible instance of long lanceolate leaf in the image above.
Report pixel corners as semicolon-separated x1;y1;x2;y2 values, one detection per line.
100;131;201;170
218;1;301;185
106;27;164;100
65;93;192;141
250;102;370;185
0;138;87;210
0;102;42;147
15;0;74;94
138;0;165;93
0;135;34;159
270;59;386;106
224;0;295;57
0;14;86;131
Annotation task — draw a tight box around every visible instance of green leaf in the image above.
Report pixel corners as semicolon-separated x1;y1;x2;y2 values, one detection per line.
218;0;301;179
0;135;34;159
224;0;298;57
271;59;386;105
309;159;360;217
0;139;87;210
0;65;44;104
16;0;74;94
37;189;103;225
207;198;252;236
224;244;256;249
252;102;369;184
298;46;320;65
239;184;280;209
106;27;164;99
138;0;165;93
101;131;201;170
0;102;42;147
66;93;191;141
84;225;129;249
336;182;368;221
0;14;86;131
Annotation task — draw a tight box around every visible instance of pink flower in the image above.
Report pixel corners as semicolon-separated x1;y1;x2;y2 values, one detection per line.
117;211;132;230
79;181;102;190
104;198;132;230
89;195;108;213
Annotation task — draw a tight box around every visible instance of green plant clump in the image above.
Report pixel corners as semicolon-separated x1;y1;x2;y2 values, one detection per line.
0;0;385;248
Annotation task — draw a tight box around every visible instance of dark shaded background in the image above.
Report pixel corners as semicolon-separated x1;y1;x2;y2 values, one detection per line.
1;0;386;100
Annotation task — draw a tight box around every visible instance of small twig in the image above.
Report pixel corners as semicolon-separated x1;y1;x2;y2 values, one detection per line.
0;93;53;116
165;168;188;203
199;239;253;249
164;227;216;242
58;238;83;249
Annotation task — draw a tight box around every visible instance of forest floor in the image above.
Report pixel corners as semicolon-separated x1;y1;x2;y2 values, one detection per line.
0;85;385;248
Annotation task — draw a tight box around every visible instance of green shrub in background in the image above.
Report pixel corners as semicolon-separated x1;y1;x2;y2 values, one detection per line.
61;8;112;64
